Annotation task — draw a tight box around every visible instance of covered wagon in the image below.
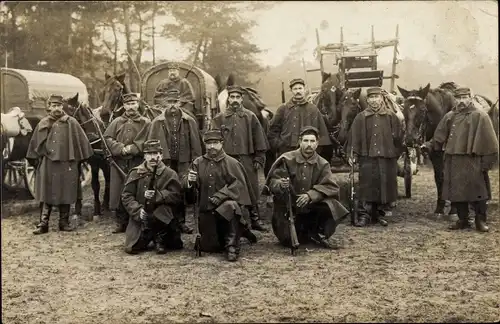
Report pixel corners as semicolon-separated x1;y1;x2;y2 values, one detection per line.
141;61;220;131
1;68;92;198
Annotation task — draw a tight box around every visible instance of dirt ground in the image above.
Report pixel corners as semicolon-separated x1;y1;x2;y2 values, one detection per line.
2;167;499;323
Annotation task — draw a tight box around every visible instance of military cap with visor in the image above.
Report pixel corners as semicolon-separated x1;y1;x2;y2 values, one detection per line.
143;139;163;153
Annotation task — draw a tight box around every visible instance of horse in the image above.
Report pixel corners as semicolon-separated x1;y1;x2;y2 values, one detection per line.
100;72;161;125
1;107;33;160
397;83;459;217
214;73;275;174
64;93;111;219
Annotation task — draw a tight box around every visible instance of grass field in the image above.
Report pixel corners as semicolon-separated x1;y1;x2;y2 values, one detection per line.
2;167;499;323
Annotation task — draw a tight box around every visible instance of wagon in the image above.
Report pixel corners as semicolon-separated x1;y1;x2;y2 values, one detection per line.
141;61;220;131
1;68;92;198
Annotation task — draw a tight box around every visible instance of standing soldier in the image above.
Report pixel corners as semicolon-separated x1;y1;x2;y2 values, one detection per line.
154;62;196;118
348;87;403;227
265;126;349;249
122;140;184;254
211;85;269;232
104;93;151;234
423;87;498;232
27;94;93;234
183;129;257;262
135;89;202;234
268;78;331;156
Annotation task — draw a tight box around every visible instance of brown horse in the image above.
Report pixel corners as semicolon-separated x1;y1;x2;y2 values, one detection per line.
397;83;458;216
100;72;161;125
65;93;111;218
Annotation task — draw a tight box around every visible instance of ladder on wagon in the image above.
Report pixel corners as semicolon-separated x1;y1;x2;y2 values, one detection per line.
306;25;400;92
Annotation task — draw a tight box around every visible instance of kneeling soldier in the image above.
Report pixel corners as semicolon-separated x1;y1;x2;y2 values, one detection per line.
122;140;184;254
265;126;349;249
183;129;257;262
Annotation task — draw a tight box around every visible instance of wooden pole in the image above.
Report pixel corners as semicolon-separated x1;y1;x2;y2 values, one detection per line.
390;24;399;93
302;57;310;93
315;28;324;75
339;27;345;87
152;2;156;65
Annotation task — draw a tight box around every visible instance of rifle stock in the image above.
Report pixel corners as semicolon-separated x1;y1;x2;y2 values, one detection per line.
349;144;358;226
193;185;202;257
143;162;159;231
281;81;286;104
281;158;299;255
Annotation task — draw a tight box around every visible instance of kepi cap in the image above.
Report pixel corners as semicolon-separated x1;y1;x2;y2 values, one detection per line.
143;139;163;153
227;85;244;95
203;129;224;142
299;126;320;137
48;94;64;104
289;78;305;88
123;93;140;103
366;87;382;96
166;62;180;69
454;87;471;97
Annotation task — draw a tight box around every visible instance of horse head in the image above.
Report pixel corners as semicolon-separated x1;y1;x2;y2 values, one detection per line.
316;72;342;133
337;88;362;144
101;72;128;122
398;83;431;146
64;93;103;145
1;106;33;137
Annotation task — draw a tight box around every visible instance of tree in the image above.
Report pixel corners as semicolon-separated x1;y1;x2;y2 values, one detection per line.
163;1;274;85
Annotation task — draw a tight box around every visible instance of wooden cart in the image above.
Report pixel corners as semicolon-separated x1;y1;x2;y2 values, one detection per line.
1;68;92;198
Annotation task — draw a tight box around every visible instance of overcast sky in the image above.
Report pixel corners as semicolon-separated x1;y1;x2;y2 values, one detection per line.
108;1;498;72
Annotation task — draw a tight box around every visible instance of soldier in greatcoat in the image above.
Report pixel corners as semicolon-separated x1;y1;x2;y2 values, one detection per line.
27;94;93;234
183;129;257;262
265;126;349;249
211;85;269;232
103;93;151;233
122;140;184;254
268;78;332;156
422;87;498;232
154;62;196;118
348;87;403;227
134;89;202;234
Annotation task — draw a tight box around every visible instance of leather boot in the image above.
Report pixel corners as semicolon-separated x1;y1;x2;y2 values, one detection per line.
355;214;370;227
250;206;267;232
58;204;73;232
241;226;258;244
226;217;241;262
474;200;489;233
33;203;51;235
112;210;126;234
179;206;193;234
310;233;336;249
155;233;167;254
449;202;469;230
377;209;388;227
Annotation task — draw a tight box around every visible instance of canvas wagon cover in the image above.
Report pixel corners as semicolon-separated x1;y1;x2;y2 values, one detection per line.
1;68;89;112
141;62;219;115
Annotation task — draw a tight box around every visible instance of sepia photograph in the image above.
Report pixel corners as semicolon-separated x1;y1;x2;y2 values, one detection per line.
1;1;499;323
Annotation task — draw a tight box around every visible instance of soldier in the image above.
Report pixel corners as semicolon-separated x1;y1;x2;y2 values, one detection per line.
348;87;403;227
154;62;196;118
265;126;349;249
183;129;257;262
27;94;93;234
422;87;498;232
103;93;151;234
134;88;202;234
268;78;332;156
211;85;269;232
122;140;184;254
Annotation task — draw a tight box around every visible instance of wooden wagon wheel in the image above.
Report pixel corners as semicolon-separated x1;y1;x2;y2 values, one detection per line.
24;159;93;199
2;160;27;191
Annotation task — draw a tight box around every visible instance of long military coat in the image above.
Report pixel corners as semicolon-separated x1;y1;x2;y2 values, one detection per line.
121;161;183;252
211;107;269;203
134;109;202;177
265;149;349;242
432;104;498;202
348;107;403;204
104;113;150;210
268;100;332;154
26;114;93;205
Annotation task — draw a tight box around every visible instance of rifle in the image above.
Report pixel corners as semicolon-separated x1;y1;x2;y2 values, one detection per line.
282;159;300;256
193;184;202;257
281;81;286;104
143;162;159;232
82;105;127;179
348;144;358;226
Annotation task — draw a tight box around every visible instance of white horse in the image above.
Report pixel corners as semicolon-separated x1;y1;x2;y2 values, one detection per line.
1;107;33;160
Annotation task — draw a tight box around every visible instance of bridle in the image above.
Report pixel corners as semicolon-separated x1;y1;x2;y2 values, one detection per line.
405;95;428;146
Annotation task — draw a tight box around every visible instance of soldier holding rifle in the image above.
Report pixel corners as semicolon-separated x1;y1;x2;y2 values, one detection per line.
122;140;184;255
183;129;257;262
104;93;151;234
265;126;349;250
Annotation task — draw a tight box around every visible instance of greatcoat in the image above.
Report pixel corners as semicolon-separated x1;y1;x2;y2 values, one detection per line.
154;78;196;117
26;114;93;205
